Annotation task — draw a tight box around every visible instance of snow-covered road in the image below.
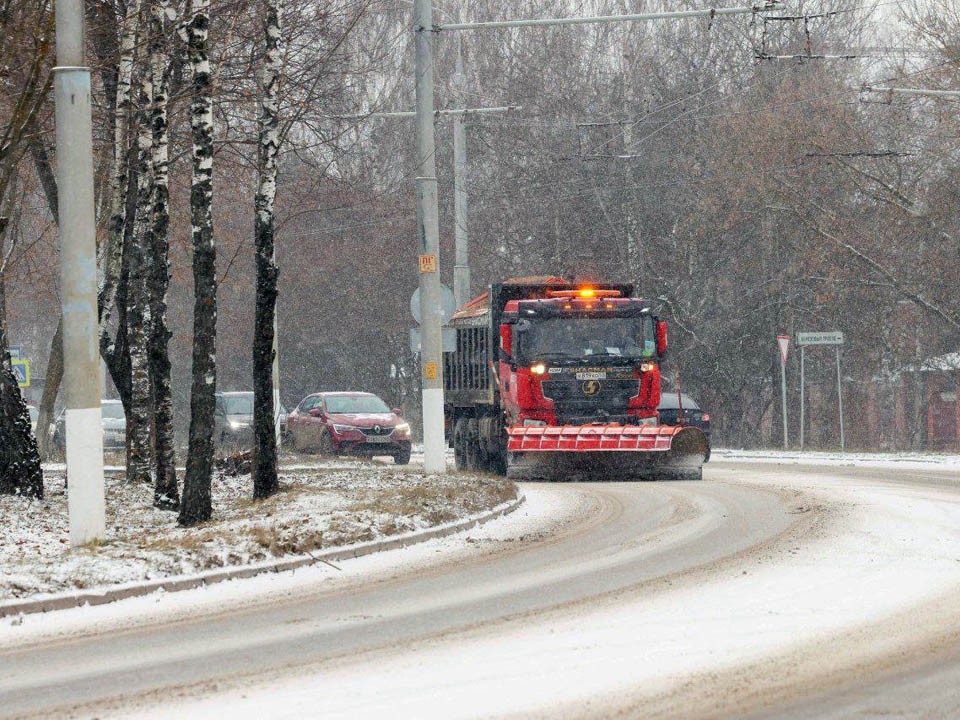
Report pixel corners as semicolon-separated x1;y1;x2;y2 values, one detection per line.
2;459;960;719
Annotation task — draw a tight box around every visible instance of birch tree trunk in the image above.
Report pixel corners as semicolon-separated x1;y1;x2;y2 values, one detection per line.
252;0;282;499
180;0;217;526
125;37;155;486
148;0;179;509
101;0;141;334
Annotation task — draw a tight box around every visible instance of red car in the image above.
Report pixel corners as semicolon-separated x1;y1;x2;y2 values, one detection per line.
287;391;412;465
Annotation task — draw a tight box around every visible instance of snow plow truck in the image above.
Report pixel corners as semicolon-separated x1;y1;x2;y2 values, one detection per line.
443;276;708;481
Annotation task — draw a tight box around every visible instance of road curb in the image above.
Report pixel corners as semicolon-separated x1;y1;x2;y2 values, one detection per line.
0;494;525;619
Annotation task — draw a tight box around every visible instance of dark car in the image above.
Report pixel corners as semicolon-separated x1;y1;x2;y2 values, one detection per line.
658;391;711;461
215;391;289;451
214;391;255;451
287;391;412;465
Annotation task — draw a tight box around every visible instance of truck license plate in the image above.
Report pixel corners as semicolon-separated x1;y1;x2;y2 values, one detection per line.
576;372;606;380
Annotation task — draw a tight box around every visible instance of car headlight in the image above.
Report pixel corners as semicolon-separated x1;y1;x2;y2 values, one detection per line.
333;424;356;433
228;420;245;431
394;422;410;434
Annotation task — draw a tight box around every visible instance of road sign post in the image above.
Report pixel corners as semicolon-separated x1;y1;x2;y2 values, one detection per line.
777;335;790;448
797;332;845;452
799;346;805;449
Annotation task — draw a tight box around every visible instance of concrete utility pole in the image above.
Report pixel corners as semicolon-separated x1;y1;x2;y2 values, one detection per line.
452;39;470;309
54;0;105;544
414;0;445;474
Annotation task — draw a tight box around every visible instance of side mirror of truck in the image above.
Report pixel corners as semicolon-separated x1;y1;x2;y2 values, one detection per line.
656;321;668;357
499;324;513;357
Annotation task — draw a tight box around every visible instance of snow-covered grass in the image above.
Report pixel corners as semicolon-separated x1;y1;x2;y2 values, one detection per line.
0;461;515;600
713;447;960;471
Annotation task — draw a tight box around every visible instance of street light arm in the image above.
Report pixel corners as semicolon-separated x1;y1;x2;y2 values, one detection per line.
436;4;783;31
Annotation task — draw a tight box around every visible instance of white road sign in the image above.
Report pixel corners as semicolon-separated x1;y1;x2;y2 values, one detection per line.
797;331;844;346
410;284;457;325
777;335;790;365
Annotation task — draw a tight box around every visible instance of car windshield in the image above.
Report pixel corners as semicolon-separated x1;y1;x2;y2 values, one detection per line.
658;393;700;410
101;402;125;419
516;316;656;362
223;394;253;414
325;395;389;414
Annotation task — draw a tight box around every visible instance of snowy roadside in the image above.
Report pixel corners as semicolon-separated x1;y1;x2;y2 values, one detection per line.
712;447;960;472
0;460;515;602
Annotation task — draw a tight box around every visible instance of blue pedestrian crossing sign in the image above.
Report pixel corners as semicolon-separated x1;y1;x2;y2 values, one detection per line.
11;359;29;388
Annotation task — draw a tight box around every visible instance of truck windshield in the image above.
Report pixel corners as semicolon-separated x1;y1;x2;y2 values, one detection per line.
516;316;656;363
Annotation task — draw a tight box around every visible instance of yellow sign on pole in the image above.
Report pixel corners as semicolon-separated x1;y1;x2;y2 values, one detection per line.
418;254;437;273
423;361;438;380
11;359;30;388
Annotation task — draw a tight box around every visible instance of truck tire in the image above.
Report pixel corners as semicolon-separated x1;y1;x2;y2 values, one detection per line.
465;418;482;470
453;419;468;470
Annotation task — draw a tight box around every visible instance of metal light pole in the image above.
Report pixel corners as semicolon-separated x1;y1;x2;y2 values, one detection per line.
273;313;281;448
55;0;105;544
799;345;805;450
836;346;845;452
452;39;470;309
414;0;446;473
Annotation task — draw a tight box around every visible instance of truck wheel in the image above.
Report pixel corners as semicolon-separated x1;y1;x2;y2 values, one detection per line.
465;418;482;470
488;450;507;476
486;426;508;476
453;419;468;470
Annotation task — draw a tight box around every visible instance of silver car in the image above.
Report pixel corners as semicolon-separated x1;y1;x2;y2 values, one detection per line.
52;399;126;453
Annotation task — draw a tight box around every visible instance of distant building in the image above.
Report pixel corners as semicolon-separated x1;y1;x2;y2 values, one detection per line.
867;352;960;451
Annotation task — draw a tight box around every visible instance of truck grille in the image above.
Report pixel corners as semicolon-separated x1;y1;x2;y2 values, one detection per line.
541;379;639;425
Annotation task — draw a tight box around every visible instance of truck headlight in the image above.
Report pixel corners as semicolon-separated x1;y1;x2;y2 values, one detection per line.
640;362;656;373
523;419;547;427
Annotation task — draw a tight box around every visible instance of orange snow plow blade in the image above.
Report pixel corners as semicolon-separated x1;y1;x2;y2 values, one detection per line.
507;424;707;481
